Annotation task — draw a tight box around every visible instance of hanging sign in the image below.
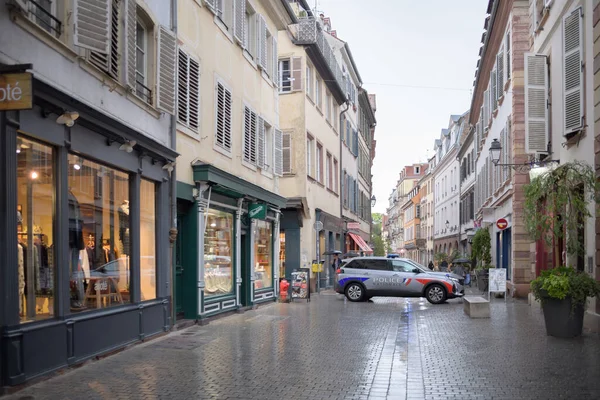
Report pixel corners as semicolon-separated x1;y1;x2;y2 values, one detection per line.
347;222;360;230
0;73;33;111
249;203;267;220
496;218;508;230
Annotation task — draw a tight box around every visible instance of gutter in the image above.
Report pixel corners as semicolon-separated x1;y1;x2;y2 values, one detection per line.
344;43;363;85
169;0;178;329
281;0;298;23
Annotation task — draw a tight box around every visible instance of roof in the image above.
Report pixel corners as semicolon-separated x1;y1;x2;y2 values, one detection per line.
434;139;442;148
441;129;450;137
451;114;461;122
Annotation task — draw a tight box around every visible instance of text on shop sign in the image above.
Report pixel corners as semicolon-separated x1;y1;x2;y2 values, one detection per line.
0;73;33;111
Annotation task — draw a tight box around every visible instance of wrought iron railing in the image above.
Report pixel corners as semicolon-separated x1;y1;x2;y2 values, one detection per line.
136;80;153;106
25;0;62;38
291;17;345;95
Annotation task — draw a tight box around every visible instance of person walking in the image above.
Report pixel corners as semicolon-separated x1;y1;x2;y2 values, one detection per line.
428;261;434;270
331;253;342;272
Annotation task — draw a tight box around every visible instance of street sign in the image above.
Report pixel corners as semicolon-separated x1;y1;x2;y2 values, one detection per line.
496;218;508;230
249;203;267;220
0;72;33;111
313;221;323;231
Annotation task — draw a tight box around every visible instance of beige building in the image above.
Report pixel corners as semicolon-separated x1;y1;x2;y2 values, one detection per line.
418;161;435;266
174;0;295;319
277;2;347;289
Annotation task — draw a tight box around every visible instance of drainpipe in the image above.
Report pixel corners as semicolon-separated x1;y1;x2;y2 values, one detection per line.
168;0;178;329
339;100;350;251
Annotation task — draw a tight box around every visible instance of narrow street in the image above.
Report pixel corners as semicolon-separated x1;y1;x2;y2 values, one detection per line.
6;293;600;400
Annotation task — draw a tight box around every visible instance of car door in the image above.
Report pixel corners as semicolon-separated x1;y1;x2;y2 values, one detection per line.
390;259;422;296
362;258;395;295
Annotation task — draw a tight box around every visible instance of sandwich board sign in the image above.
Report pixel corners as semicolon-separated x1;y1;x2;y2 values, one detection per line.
488;268;507;301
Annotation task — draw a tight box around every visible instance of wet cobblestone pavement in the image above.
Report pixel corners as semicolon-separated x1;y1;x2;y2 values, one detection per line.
5;293;600;400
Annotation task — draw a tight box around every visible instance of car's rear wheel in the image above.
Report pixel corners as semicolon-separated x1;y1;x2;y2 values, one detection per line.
425;284;447;304
345;282;365;302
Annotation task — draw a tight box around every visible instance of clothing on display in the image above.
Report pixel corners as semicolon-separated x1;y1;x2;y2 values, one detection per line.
119;200;130;255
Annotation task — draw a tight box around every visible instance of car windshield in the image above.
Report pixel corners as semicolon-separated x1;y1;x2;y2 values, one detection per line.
405;260;427;273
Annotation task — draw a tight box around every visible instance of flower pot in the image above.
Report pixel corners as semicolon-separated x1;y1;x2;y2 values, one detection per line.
541;296;585;338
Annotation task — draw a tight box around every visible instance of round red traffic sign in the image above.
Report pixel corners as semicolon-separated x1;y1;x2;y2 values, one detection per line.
496;218;508;230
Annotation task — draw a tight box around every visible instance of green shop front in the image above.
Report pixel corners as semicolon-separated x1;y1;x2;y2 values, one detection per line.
175;164;286;319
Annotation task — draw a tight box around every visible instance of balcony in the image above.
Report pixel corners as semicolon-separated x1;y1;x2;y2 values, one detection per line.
290;17;346;103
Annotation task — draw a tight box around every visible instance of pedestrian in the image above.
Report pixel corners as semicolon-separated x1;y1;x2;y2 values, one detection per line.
440;260;448;272
428;261;434;270
331;253;341;272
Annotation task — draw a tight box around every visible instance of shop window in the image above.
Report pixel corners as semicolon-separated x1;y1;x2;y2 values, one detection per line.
135;11;153;105
17;136;55;323
254;220;273;289
140;179;156;301
67;154;130;312
205;209;234;297
279;232;286;279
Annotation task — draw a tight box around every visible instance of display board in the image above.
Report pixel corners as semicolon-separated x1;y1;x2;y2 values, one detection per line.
291;269;310;302
488;268;507;295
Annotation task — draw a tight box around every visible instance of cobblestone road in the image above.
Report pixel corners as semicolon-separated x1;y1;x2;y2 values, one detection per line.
6;293;600;400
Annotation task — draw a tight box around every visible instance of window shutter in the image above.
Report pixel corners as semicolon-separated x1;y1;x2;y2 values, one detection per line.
475;121;480;157
234;0;245;44
274;129;283;176
525;53;548;153
282;132;291;174
216;82;233;151
491;69;497;111
178;51;189;126
272;37;278;86
157;26;177;115
497;50;504;96
243;107;257;164
257;117;265;168
352;129;358;156
563;8;584;135
483;89;490;129
188;58;200;130
125;0;137;90
506;31;511;80
74;0;111;54
204;0;217;13
291;57;302;91
258;16;267;69
346;121;351;145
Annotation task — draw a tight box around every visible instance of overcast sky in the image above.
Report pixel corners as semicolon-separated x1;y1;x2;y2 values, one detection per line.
316;0;487;214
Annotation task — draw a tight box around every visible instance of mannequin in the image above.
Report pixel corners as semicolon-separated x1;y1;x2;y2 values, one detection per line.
118;200;130;255
68;190;85;310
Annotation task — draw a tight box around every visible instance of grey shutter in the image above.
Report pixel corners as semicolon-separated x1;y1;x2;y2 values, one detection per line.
483;89;490;129
204;0;217;13
506;31;511;80
216;82;232;151
272;37;278;86
563;8;584;134
491;69;497;111
274;129;283;176
291;57;302;91
258;16;267;69
125;0;137;90
257;117;265;169
74;0;111;54
234;0;245;44
497;50;504;96
282;132;291;174
525;53;548;153
177;50;189;125
157;26;177;115
188;58;200;131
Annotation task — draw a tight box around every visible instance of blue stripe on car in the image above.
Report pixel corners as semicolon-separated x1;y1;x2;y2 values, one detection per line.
338;277;369;287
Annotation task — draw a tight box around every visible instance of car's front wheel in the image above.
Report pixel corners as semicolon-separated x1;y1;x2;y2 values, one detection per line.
425;284;447;304
345;282;365;302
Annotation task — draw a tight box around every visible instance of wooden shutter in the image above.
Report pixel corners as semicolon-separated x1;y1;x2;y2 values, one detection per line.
125;0;136;90
475;121;480;157
525;53;548;153
157;26;177;114
243;107;257;164
216;82;232;151
563;8;584;135
257;117;265;168
282;132;292;174
291;57;302;91
234;0;245;44
491;69;497;111
74;0;111;54
497;50;504;96
258;16;267;69
274;129;283;176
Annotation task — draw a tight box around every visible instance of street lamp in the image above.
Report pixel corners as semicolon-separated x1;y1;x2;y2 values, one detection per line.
488;138;560;173
445;220;450;229
371;195;376;207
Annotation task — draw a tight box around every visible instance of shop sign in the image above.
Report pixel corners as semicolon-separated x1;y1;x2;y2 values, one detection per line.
249;203;267;220
496;218;508;230
347;222;360;230
0;73;33;111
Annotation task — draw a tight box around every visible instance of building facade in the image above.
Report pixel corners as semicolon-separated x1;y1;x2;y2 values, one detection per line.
418;164;434;265
433;115;465;256
458;118;476;256
174;0;294;319
594;0;600;333
0;0;177;387
402;184;422;262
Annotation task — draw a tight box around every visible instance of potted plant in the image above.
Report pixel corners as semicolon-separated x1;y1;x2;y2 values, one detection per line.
524;161;600;337
530;266;600;338
471;228;492;291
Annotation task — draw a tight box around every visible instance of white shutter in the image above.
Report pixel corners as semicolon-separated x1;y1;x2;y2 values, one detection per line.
491;69;497;111
525;53;548;153
272;37;278;86
483;89;490;129
177;50;189;126
563;8;584;135
258;16;267;69
188;58;200;131
157;26;177;115
243;107;257;164
257;117;265;169
282;132;292;174
204;0;217;13
216;82;232;151
74;0;111;54
274;129;283;176
125;0;137;90
234;0;245;44
497;50;504;96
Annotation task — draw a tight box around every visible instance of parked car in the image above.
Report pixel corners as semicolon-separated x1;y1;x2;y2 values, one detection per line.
335;256;464;304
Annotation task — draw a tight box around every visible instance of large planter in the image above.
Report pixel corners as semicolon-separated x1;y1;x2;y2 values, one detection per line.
541;296;585;338
476;269;488;292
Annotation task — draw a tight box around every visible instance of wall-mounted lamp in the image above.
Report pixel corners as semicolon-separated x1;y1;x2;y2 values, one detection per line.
162;161;176;174
119;140;136;153
489;138;559;173
73;156;84;170
56;111;79;127
370;195;376;208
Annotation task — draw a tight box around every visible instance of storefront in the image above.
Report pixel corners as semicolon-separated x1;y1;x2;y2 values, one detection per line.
316;210;344;288
0;79;176;388
279;198;309;280
175;165;286;320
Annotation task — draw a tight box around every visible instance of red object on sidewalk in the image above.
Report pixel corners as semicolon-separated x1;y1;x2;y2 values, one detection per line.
279;279;289;302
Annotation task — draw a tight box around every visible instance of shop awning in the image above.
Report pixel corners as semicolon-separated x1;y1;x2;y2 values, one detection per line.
348;232;372;253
